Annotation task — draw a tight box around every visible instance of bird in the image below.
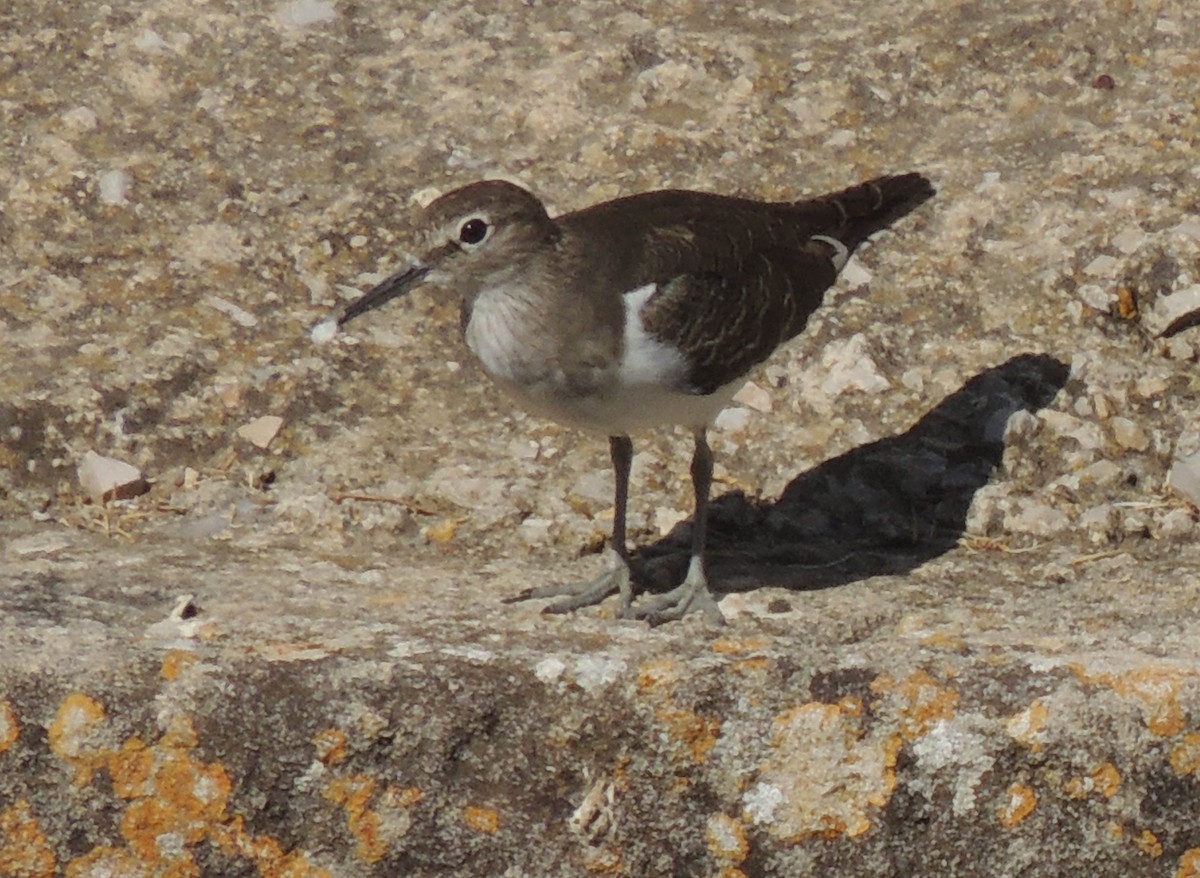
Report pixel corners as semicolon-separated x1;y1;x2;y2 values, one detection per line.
325;172;935;625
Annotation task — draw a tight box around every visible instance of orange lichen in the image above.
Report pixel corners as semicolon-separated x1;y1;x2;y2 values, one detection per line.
1070;665;1191;737
0;800;56;878
704;812;749;863
1133;828;1164;858
636;657;681;691
323;774;386;862
44;693;326;877
64;846;142;878
113;717;233;868
656;707;721;764
872;669;959;740
423;518;459;543
1170;734;1200;777
380;786;422;809
580;846;624;874
755;700;896;841
636;656;721;765
161;649;200;681
711;637;770;655
1092;762;1122;798
870;735;904;809
998;783;1037;828
48;693;108;785
463;805;500;834
729;657;771;674
210;817;332;878
1005;700;1050;751
313;728;348;767
919;630;966;650
1177;847;1200;878
1066;762;1121;799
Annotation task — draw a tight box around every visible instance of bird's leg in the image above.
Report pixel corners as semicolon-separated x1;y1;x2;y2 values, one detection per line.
634;429;725;626
503;435;635;616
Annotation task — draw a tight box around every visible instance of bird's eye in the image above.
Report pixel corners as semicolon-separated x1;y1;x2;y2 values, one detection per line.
458;218;490;245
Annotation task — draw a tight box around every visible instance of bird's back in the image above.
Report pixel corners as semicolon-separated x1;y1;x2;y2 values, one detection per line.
557;174;935;396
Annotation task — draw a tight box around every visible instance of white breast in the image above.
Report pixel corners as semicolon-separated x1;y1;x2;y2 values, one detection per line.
463;281;737;435
463;284;538;384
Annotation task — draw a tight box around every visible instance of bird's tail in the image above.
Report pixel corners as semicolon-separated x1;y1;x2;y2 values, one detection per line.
810;172;936;250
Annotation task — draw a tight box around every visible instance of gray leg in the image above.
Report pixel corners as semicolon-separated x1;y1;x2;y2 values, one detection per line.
633;429;725;626
504;435;635;617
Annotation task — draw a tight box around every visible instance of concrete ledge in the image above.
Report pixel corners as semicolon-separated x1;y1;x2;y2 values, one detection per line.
4;522;1200;877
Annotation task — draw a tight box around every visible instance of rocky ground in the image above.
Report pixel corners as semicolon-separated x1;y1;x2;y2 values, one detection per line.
2;0;1200;875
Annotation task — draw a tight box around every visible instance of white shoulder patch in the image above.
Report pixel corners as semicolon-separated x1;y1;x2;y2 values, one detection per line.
619;283;688;387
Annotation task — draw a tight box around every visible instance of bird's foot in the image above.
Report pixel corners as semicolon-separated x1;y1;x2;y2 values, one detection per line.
503;562;633;618
633;565;725;627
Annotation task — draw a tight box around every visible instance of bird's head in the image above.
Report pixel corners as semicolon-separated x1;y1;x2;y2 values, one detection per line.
331;180;556;331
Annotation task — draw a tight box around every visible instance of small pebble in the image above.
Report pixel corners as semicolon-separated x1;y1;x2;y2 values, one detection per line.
98;169;132;205
1168;450;1200;508
77;450;148;502
237;415;284;449
311;318;339;344
733;380;773;413
1160;508;1196;539
1110;417;1150;452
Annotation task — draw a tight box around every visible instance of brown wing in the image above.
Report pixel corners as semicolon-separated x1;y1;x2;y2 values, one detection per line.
561;174;935;394
638;241;841;394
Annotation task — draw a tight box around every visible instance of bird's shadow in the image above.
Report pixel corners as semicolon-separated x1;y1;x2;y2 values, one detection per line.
633;353;1071;595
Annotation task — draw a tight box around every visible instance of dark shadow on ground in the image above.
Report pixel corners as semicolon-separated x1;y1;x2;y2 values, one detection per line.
633;353;1071;595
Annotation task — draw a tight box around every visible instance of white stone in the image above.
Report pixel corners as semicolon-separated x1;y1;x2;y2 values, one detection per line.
98;169;132;205
507;439;540;461
275;0;336;29
77;450;146;501
1165;336;1195;361
1134;375;1169;399
61;106;97;130
1145;284;1200;337
1083;254;1120;276
204;295;258;328
1160;508;1196;539
839;257;873;288
1077;283;1113;312
533;657;566;682
817;333;890;398
311;318;339;344
1168;450;1200;508
999;409;1039;444
1075;459;1123;487
1039;411;1106;452
237;415;284;449
1078;505;1116;541
713;406;752;434
654;506;688;536
1112;226;1146;254
518;517;553;545
1171;218;1200;241
1004;500;1070;537
733;380;772;413
1110;417;1150;451
134;29;168;52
